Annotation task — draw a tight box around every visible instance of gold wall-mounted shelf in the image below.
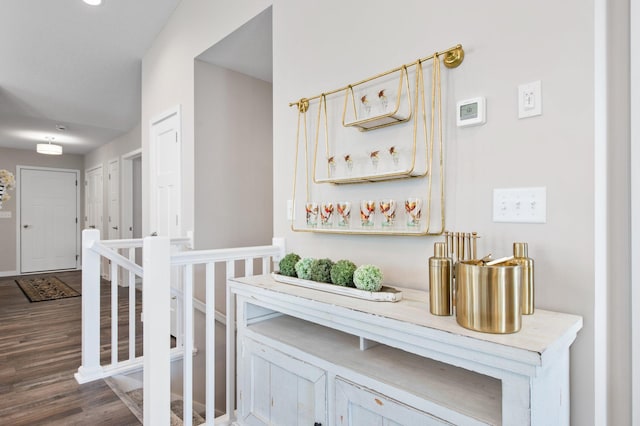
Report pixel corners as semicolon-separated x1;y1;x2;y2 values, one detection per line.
288;44;464;236
342;66;412;132
288;44;464;112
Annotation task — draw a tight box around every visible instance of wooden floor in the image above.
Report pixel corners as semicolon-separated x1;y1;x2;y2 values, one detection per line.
0;270;142;425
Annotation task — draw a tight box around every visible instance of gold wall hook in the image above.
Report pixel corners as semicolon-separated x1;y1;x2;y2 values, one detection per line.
443;45;464;69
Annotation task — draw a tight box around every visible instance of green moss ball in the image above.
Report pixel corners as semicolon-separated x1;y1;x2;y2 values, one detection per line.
295;257;315;280
330;260;357;287
279;253;300;277
353;264;383;291
309;258;335;283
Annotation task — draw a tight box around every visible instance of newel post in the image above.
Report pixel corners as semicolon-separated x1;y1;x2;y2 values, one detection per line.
143;235;171;426
74;229;103;384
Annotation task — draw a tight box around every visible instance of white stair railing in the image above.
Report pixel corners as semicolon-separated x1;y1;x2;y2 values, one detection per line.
77;228;286;425
74;229;192;385
167;240;285;425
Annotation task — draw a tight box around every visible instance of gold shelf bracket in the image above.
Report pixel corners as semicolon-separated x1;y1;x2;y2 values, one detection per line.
291;98;310;113
443;45;464;69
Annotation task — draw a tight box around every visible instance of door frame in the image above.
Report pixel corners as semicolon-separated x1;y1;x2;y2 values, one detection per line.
15;165;81;274
121;148;142;287
121;148;142;241
631;0;639;421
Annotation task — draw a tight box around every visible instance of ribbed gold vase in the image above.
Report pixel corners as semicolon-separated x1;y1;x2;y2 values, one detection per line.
455;261;522;334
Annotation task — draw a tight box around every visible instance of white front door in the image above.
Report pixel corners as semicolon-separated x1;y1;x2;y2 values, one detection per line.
107;159;120;240
20;168;79;273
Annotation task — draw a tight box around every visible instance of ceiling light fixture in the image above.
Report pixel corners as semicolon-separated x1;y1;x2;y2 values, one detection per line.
37;137;63;155
83;0;103;5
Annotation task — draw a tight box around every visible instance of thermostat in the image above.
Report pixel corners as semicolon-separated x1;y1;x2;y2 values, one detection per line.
456;97;486;127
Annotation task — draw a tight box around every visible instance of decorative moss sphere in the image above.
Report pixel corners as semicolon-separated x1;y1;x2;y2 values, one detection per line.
330;260;357;287
295;257;315;280
279;253;300;277
309;258;335;283
353;264;383;291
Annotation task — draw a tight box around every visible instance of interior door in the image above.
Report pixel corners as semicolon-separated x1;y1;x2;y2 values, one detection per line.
151;108;181;239
20;168;78;273
107;159;120;240
151;106;182;337
85;166;103;234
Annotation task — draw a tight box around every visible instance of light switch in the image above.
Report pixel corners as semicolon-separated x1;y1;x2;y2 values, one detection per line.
493;187;546;223
518;81;542;118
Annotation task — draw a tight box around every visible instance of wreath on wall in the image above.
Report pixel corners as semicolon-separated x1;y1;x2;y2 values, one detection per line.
0;169;16;209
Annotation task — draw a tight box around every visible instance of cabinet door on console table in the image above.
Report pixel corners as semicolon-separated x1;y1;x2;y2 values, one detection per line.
240;338;327;426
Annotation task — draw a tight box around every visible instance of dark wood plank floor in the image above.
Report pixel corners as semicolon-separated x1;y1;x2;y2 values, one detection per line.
0;270;142;425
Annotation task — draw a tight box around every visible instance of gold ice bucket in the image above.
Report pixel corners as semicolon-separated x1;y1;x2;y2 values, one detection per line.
455;260;522;334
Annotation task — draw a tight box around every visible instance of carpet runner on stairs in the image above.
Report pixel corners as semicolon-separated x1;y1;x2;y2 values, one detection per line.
105;377;206;425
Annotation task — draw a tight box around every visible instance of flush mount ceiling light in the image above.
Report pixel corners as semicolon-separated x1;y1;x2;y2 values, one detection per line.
83;0;103;5
37;137;63;155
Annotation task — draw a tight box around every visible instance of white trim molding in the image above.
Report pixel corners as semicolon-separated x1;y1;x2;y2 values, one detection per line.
593;0;608;423
631;0;640;422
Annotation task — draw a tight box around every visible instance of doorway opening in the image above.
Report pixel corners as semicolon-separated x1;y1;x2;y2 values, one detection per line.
121;148;143;286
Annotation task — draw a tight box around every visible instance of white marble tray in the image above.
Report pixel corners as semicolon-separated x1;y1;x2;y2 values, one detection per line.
271;272;402;302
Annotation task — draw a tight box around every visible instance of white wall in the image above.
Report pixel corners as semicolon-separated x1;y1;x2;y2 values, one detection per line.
140;0;633;424
274;2;595;422
191;59;273;410
194;60;273;251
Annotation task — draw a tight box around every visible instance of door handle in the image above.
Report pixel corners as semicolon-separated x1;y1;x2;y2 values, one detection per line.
150;232;158;236
112;226;119;230
89;225;96;229
23;224;31;229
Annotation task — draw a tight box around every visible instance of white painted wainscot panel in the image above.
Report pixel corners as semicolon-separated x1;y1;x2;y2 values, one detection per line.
229;275;583;426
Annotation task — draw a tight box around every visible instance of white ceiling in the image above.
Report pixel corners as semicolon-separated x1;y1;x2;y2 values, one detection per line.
0;0;182;155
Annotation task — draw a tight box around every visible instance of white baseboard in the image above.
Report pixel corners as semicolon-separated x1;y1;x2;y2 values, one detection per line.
0;270;17;277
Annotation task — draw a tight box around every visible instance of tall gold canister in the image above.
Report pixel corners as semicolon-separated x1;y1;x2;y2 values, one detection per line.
429;242;453;315
456;260;522;333
513;242;534;315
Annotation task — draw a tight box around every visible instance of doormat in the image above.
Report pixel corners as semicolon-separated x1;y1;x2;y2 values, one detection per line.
15;276;80;302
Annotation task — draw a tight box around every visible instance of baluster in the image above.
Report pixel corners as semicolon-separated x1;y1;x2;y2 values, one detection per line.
111;259;119;365
226;259;236;422
205;262;215;425
128;247;136;361
183;264;194;426
245;257;254;277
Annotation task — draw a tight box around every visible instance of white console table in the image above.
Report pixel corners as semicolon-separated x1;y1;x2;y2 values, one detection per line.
229;275;582;426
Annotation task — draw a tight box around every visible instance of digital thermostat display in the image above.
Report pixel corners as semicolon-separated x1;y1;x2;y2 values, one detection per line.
456;97;486;127
460;103;478;120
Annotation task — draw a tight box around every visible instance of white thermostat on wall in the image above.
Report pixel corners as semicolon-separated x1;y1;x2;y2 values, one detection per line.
456;96;486;127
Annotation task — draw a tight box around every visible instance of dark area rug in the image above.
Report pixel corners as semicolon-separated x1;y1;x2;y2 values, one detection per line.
15;276;80;302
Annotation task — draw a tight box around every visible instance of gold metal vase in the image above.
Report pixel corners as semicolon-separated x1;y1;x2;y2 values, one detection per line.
455;261;522;334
